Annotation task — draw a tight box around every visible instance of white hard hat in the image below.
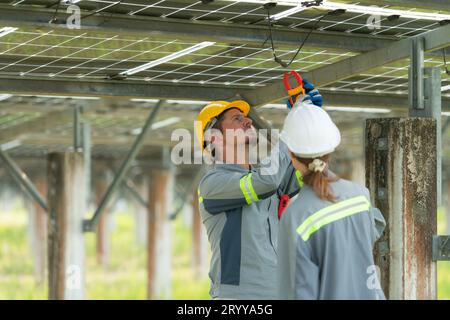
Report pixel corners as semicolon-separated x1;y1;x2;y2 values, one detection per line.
280;101;341;158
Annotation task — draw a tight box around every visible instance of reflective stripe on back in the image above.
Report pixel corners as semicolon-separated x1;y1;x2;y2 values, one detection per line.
296;195;370;241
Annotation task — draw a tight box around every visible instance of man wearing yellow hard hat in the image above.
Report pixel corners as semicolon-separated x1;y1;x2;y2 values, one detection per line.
196;80;323;299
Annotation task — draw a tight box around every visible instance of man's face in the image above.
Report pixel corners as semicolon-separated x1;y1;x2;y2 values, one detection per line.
218;108;257;145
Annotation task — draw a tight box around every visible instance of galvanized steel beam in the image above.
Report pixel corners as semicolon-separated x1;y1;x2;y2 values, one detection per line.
0;5;394;52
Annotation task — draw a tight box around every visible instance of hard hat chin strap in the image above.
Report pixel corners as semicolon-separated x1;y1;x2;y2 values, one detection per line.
308;158;327;173
204;141;216;160
205;117;218;132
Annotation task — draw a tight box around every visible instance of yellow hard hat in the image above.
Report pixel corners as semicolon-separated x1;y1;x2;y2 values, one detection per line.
195;100;250;152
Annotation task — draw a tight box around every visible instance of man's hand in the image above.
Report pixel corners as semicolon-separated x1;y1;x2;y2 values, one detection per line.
286;78;323;109
301;79;323;108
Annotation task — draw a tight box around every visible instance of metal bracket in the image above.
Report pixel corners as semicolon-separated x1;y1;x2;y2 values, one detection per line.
432;235;450;261
377;187;388;200
377;240;389;256
73;105;82;151
377;138;388;151
409;37;425;114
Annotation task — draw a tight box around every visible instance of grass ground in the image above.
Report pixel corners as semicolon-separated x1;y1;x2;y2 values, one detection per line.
0;198;210;300
437;208;450;300
1;198;449;299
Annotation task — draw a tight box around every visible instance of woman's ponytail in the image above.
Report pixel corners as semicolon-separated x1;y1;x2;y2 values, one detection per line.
297;154;338;202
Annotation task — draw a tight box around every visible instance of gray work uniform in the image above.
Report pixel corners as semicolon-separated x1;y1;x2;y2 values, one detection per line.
198;142;301;299
277;178;386;300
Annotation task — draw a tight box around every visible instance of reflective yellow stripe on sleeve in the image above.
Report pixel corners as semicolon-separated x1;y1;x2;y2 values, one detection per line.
246;173;259;202
239;175;252;205
197;188;203;204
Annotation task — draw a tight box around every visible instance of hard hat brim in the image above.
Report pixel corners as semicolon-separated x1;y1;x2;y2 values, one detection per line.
280;130;340;158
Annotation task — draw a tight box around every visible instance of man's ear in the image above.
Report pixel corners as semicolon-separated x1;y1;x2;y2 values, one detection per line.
210;131;218;144
209;128;224;146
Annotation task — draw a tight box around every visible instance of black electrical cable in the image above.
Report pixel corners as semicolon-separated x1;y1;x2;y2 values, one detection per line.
283;13;329;67
443;48;450;75
265;7;330;69
49;1;62;23
266;10;277;59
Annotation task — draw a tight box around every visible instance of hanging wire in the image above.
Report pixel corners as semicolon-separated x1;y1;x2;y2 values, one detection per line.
49;1;62;23
443;48;450;75
264;4;345;68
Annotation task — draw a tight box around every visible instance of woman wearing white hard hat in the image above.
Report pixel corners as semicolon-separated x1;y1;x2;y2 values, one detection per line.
277;101;386;300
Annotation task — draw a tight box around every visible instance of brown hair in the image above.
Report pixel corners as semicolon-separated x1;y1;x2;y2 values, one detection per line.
296;154;339;202
212;107;241;132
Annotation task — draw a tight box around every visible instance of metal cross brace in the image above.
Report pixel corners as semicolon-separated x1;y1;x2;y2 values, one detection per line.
432;235;450;261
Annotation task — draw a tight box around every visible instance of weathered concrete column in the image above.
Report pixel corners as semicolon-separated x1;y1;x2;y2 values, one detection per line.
27;173;47;284
94;165;112;267
192;189;208;280
147;167;173;299
134;175;148;247
366;118;437;300
47;152;86;300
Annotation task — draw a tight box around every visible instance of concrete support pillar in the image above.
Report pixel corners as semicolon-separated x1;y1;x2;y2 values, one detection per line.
94;166;112;267
134;175;148;247
366;118;437;300
192;189;208;280
27;173;47;284
47;152;86;300
147;167;173;300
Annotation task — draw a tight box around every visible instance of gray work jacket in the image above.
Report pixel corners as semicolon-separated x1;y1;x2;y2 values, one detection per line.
198;142;300;299
277;178;386;300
